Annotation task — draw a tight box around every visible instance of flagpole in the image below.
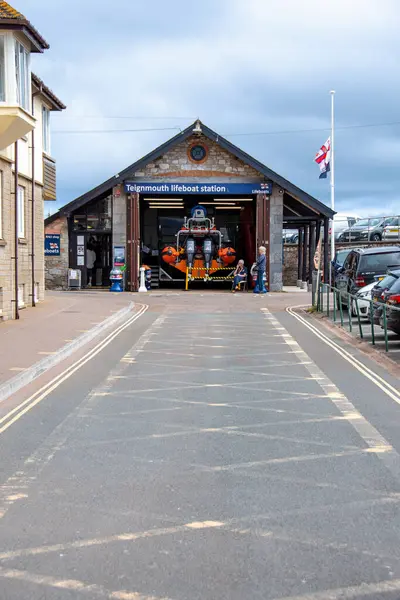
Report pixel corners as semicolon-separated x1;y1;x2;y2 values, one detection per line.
330;90;335;284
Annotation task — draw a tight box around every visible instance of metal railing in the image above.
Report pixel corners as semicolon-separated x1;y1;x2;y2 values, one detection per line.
336;215;400;243
283;215;400;245
316;283;400;353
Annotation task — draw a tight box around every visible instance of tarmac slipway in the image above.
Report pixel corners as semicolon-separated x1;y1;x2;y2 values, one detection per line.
0;290;400;600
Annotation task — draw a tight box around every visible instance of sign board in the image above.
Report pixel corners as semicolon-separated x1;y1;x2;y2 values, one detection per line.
44;234;61;256
124;182;272;195
113;245;126;267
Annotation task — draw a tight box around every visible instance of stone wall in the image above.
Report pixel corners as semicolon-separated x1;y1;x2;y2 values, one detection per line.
283;244;298;286
44;215;69;289
269;185;283;291
0;157;45;320
112;190;127;250
133;134;263;182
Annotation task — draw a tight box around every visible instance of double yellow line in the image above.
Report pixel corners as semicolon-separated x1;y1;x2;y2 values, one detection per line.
287;305;400;405
0;305;148;436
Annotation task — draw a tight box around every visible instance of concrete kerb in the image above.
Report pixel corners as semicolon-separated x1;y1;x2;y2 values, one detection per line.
0;302;135;404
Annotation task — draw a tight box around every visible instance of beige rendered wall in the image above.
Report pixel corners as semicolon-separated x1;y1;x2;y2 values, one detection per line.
0;156;44;320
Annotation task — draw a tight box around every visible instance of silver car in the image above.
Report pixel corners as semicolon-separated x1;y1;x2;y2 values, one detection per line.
382;217;400;241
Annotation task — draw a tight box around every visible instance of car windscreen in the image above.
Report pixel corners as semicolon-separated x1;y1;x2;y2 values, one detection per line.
376;274;397;290
359;252;400;273
355;218;382;227
336;250;350;265
389;277;400;294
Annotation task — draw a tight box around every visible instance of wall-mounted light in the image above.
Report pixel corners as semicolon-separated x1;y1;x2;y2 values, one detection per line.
215;206;243;210
144;198;183;202
149;205;184;209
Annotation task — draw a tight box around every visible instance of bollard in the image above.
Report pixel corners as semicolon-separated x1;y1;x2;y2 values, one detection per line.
139;267;147;293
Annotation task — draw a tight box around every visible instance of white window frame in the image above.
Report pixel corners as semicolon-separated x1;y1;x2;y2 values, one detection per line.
15;40;30;111
17;185;25;238
42;106;51;154
0;35;5;102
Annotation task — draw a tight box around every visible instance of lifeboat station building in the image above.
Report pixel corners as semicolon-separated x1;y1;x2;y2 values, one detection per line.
45;120;334;292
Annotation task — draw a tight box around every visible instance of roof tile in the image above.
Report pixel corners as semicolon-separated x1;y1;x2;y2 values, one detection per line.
0;1;49;50
0;1;24;19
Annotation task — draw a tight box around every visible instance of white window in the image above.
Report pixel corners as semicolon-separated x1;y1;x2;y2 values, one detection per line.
0;172;3;239
0;36;5;102
17;185;25;238
42;106;51;153
15;40;29;110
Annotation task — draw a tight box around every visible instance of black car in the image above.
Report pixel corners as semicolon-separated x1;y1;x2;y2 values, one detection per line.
370;269;400;325
335;246;400;305
379;276;400;334
331;249;351;284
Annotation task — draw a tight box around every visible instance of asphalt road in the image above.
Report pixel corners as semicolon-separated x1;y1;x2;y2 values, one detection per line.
1;292;400;600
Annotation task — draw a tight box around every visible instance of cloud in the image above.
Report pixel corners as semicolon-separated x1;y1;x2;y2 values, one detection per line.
17;0;400;217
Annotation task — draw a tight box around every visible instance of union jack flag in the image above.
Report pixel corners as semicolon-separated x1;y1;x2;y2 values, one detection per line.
314;137;331;179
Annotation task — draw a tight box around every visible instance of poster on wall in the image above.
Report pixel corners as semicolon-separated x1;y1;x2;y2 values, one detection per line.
44;234;61;256
77;246;84;256
77;256;84;266
113;246;126;267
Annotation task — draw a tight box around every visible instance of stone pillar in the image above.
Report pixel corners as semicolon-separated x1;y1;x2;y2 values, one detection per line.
269;185;283;291
302;225;309;289
308;222;316;292
323;217;329;283
112;189;127;250
297;227;303;287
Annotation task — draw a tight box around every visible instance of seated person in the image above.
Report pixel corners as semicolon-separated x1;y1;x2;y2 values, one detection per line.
232;259;247;292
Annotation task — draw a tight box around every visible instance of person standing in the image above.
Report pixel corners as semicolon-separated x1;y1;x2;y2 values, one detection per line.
86;245;96;287
254;246;267;294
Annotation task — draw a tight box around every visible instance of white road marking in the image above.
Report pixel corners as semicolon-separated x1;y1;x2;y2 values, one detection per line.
0;306;149;435
287;305;400;404
263;308;400;482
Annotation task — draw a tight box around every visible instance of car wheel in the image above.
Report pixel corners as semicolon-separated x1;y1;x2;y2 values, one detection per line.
370;233;381;241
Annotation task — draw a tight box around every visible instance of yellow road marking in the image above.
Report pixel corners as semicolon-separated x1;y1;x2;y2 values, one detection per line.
287;305;400;404
0;566;173;599
0;521;225;561
0;305;148;436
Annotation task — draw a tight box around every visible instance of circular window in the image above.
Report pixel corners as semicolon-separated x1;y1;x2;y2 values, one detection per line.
188;143;208;164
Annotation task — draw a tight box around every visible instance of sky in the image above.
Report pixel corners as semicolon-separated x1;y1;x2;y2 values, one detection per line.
15;0;400;218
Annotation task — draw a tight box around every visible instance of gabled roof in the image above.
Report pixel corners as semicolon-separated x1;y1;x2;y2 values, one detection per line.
53;120;334;221
32;73;66;111
0;1;49;52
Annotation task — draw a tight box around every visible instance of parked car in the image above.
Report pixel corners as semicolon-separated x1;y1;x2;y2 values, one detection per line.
351;282;376;318
283;229;299;244
379;275;400;334
329;214;359;241
335;246;400;306
370;270;400;326
338;217;394;242
331;248;352;284
382;216;400;241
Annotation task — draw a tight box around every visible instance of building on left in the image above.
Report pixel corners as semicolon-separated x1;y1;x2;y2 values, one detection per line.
0;1;65;320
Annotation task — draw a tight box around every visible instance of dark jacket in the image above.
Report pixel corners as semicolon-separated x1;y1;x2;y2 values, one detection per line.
234;265;247;277
256;254;266;273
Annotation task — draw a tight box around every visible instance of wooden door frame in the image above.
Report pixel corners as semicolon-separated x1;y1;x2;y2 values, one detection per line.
127;192;140;291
